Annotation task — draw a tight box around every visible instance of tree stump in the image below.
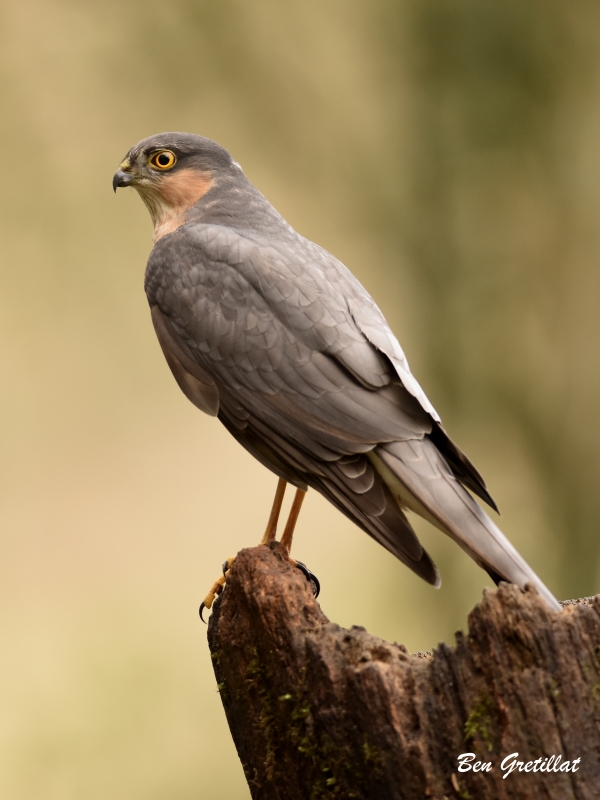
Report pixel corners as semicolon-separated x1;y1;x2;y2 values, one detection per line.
207;542;600;799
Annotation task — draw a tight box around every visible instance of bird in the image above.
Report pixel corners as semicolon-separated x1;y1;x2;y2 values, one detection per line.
113;132;561;615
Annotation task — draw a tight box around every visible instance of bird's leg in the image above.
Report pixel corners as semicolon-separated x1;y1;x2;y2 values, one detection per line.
259;477;287;545
279;487;306;553
280;488;321;597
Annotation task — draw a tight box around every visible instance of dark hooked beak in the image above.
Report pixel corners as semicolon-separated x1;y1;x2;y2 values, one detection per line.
113;169;135;192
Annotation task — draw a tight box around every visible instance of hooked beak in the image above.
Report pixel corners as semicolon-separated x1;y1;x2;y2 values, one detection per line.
113;169;135;192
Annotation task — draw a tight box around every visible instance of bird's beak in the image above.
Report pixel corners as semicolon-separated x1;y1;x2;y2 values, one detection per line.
113;169;135;192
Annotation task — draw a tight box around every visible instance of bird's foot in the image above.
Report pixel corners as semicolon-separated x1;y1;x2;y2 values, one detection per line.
290;558;321;598
198;553;320;623
199;557;235;623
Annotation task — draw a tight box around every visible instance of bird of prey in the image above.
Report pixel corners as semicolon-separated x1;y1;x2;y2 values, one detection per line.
113;132;560;614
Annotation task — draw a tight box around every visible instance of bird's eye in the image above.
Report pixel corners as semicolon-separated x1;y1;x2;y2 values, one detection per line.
149;150;177;170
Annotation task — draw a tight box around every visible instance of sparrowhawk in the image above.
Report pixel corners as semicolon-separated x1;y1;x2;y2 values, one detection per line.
113;132;560;613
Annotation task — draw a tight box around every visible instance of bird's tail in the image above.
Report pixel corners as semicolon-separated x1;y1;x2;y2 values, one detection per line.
371;438;561;612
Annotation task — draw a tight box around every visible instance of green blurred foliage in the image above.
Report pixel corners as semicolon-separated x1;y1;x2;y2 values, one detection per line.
0;0;599;797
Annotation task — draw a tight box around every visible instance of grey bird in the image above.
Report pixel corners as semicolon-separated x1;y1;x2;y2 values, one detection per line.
113;132;561;613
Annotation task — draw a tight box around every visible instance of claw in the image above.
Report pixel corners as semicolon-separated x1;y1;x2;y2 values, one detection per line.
199;574;227;623
294;560;321;598
200;558;236;623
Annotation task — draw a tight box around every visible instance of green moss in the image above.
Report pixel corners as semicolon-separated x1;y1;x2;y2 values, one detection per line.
362;740;383;775
245;648;277;780
246;649;261;678
241;762;261;792
292;700;311;721
243;652;367;797
464;695;495;753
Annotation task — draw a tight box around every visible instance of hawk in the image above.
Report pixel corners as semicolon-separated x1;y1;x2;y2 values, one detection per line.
113;132;560;614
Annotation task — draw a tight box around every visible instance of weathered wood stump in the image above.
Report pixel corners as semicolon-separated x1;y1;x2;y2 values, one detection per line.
207;542;600;799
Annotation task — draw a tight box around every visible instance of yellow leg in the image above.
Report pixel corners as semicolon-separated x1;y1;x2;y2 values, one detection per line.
280;487;307;553
260;477;287;545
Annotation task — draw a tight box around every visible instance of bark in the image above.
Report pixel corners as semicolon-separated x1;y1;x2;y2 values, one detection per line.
207;542;600;800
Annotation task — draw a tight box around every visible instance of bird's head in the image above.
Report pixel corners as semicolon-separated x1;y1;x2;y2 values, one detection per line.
113;132;240;241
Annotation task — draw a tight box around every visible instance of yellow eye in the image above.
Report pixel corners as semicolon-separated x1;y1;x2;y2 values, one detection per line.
149;150;176;170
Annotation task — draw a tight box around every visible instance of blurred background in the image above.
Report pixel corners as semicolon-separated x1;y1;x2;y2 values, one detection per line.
1;0;599;796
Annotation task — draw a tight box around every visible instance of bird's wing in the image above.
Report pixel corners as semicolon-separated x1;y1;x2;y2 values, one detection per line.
326;257;441;421
144;223;447;579
146;223;495;504
312;249;498;509
145;224;436;459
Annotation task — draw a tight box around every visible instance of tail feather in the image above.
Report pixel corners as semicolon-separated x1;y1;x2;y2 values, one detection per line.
372;439;561;612
427;422;499;513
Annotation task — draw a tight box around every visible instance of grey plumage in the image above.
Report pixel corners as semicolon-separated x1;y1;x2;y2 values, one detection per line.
117;132;560;611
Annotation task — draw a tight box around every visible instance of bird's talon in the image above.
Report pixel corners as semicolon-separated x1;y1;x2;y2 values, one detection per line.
292;559;321;598
200;558;236;622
